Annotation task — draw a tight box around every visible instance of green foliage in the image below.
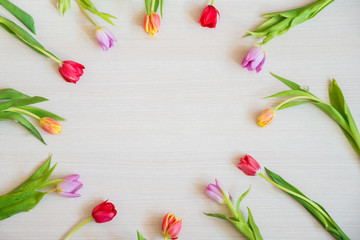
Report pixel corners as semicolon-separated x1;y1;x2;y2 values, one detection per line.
137;230;147;240
78;0;117;25
58;0;71;15
0;88;64;144
268;73;360;155
205;186;263;240
265;168;350;240
145;0;163;17
0;15;58;60
0;0;36;33
0;156;60;220
246;0;334;45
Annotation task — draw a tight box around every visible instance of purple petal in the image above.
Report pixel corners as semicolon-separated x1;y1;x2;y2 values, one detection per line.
59;192;81;198
256;55;266;73
62;174;80;181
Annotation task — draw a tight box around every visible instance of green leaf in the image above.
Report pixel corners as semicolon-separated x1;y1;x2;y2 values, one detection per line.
247;208;263;240
265;90;312;98
160;0;163;18
39;179;64;189
0;88;29;100
0;15;58;60
329;79;360;150
0;191;45;220
0;112;46;144
137;230;147;240
0;0;36;33
15;106;65;121
236;186;251;216
58;0;71;15
145;0;151;15
79;0;116;25
0;96;48;111
153;0;159;13
265;168;350;240
10;156;52;193
276;101;309;110
270;72;302;90
247;0;335;44
204;212;228;220
228;218;255;240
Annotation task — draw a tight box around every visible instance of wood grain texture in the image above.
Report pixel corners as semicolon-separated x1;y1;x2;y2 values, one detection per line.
0;0;359;239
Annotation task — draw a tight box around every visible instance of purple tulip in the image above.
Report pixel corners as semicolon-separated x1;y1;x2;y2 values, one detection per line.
205;179;232;204
242;47;266;73
57;174;83;198
95;27;117;51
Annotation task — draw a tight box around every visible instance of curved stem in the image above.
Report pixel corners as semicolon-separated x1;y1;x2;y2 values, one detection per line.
258;172;334;225
274;96;324;111
4;107;40;120
211;0;215;5
64;217;93;240
76;0;98;27
45;188;57;194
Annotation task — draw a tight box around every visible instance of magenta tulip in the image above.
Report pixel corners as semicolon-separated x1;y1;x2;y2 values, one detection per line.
238;155;261;176
242;47;266;73
206;179;232;204
57;174;83;198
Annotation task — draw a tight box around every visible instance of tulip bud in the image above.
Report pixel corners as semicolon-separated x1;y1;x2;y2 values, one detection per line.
143;12;161;36
199;5;220;28
205;179;232;204
58;60;85;84
242;47;266;73
57;174;83;198
92;200;117;223
39;117;62;135
258;108;275;127
95;27;117;51
162;213;182;240
238;155;261;176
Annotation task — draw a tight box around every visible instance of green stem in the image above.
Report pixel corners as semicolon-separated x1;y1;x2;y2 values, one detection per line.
76;0;99;27
4;107;40;120
211;0;215;5
150;0;155;12
45;188;57;194
274;96;324;111
64;218;93;240
258;172;334;225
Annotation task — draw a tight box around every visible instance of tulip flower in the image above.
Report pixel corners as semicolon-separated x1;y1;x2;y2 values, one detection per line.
162;213;182;240
58;61;85;84
57;174;82;198
242;46;266;73
64;200;117;240
238;155;261;176
39;117;63;135
258;108;275;127
205;179;232;204
144;12;161;36
199;2;220;28
95;27;117;51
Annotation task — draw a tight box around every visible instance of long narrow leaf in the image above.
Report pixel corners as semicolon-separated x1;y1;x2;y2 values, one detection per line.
137;230;147;240
247;208;263;240
15;106;65;121
0;96;48;111
0;0;36;33
265;90;312;98
0;88;29;100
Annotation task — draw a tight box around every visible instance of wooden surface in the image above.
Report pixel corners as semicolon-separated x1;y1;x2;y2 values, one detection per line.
0;0;359;239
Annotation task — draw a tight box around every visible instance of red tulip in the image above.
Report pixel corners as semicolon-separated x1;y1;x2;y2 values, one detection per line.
92;200;117;223
162;213;182;240
238;155;261;176
199;5;220;28
58;60;85;84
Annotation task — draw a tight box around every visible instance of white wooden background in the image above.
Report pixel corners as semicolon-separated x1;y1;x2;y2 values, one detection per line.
0;0;359;239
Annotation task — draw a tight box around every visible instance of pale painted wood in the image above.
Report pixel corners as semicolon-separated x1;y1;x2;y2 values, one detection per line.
0;0;359;239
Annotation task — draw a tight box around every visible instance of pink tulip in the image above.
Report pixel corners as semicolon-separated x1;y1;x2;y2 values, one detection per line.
95;27;117;51
242;47;266;73
162;213;182;240
57;174;83;198
238;155;261;176
205;179;232;204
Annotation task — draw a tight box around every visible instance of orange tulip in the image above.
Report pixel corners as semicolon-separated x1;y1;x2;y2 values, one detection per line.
39;117;62;135
257;108;275;127
143;12;161;36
